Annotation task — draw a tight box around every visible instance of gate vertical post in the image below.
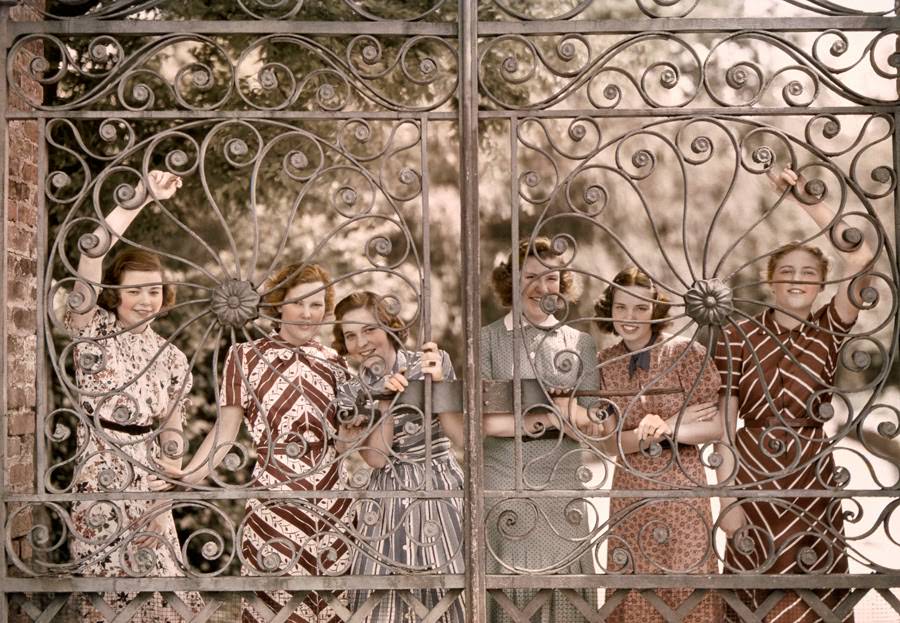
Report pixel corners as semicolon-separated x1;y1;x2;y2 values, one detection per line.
458;0;485;620
0;3;9;616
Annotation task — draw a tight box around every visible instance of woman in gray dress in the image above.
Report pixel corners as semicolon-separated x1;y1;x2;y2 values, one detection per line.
334;290;464;623
480;237;600;622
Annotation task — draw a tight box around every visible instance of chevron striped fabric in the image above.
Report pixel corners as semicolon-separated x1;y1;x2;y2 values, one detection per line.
716;297;855;623
221;335;352;623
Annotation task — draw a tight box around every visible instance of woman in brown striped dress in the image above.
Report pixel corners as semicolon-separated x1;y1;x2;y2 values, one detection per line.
715;167;875;622
174;263;352;623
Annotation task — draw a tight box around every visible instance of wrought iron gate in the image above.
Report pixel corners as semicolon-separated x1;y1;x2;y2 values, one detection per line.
2;0;900;621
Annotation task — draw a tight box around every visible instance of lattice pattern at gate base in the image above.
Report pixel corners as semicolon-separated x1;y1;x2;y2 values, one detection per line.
8;589;466;623
486;587;900;623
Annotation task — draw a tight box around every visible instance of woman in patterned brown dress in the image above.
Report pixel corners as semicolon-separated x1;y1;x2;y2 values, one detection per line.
175;262;352;623
65;170;203;621
595;267;723;622
714;167;875;622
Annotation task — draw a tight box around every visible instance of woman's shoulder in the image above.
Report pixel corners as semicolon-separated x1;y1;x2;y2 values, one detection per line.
598;340;625;362
657;334;703;354
481;317;506;335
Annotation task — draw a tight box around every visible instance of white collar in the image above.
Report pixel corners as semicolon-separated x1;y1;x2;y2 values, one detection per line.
502;312;559;331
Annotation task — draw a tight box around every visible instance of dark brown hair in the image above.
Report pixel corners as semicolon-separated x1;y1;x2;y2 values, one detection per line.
332;290;408;356
594;266;671;335
97;248;175;312
765;241;829;287
263;263;335;319
490;237;578;308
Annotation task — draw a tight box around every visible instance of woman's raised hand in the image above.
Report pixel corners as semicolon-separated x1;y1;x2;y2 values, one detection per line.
420;342;445;381
135;170;183;203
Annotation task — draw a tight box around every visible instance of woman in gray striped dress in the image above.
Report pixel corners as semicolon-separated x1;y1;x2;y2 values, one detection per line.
334;290;465;623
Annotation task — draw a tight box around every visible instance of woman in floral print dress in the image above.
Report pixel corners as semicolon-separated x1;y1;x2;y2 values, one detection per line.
595;266;723;623
65;170;203;621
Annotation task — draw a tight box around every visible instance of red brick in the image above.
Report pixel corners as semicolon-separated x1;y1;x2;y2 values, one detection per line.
8;462;34;490
10;307;36;333
7;222;37;258
8;412;35;436
8;507;33;538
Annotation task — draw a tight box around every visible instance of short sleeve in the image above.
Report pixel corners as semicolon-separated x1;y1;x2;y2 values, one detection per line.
219;344;247;409
479;326;493;380
440;350;456;382
575;331;600;409
822;295;856;343
167;348;194;423
679;341;719;405
65;306;115;339
714;324;743;396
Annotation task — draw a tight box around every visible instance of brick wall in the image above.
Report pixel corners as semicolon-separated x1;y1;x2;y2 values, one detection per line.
5;1;43;572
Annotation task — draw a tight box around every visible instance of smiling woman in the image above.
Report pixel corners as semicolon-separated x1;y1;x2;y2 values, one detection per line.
62;171;204;622
169;262;353;623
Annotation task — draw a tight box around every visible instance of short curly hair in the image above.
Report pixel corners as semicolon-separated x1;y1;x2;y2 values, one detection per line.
491;237;579;308
594;266;671;335
263;263;335;320
765;241;829;287
332;290;408;356
97;249;176;313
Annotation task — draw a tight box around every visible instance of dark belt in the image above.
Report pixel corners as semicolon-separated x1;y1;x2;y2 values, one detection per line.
97;419;154;435
744;417;821;429
522;428;561;442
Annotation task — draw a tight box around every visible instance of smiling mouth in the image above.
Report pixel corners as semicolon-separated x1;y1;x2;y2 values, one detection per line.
620;323;640;332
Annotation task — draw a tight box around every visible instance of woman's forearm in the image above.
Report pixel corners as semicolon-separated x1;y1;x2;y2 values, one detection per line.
157;408;185;472
181;405;243;485
670;418;722;445
482;412;555;438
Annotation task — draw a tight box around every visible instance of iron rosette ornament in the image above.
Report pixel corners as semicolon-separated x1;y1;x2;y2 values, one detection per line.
499;113;900;575
17;115;428;579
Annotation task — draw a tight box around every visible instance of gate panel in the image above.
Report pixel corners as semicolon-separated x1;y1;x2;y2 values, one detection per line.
1;1;899;622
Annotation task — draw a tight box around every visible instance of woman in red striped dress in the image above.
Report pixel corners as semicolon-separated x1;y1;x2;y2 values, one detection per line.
715;167;875;622
174;263;352;623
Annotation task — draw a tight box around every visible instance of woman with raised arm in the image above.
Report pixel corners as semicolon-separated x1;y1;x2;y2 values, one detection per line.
333;290;464;623
480;237;599;623
65;170;203;621
715;166;874;623
173;263;352;623
593;267;723;622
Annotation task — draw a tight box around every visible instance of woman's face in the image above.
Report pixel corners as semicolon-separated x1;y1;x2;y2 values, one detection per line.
340;307;396;373
278;281;326;346
116;270;164;333
520;255;562;323
611;285;655;351
770;248;823;315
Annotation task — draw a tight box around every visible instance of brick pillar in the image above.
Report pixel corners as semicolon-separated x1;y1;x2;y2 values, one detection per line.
5;1;42;573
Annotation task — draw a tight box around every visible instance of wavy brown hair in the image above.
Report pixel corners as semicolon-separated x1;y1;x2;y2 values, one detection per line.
594;266;671;335
491;237;578;308
97;248;176;313
332;290;408;356
263;263;335;320
765;241;829;288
